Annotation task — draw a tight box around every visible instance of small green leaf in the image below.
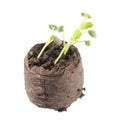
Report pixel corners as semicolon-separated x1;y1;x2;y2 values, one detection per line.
53;37;62;46
88;30;97;38
80;22;93;30
72;29;82;40
57;26;64;32
81;12;91;19
49;24;57;30
85;40;91;46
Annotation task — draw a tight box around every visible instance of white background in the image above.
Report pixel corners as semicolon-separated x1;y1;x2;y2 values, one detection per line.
0;0;120;120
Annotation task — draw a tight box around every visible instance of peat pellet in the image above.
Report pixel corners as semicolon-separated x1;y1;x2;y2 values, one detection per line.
24;42;84;111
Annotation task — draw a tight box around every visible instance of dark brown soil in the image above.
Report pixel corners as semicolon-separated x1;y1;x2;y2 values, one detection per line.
27;41;80;71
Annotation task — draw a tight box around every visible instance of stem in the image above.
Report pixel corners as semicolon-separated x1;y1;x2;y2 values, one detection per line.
54;47;65;64
54;31;66;64
64;43;70;55
37;34;55;59
79;18;87;30
37;40;53;59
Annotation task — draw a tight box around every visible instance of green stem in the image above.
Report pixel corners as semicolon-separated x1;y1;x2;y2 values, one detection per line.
64;40;73;55
79;18;87;30
64;44;70;55
37;40;53;59
54;47;65;64
37;35;55;59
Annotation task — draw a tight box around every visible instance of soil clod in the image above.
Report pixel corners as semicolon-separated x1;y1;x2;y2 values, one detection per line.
79;92;85;98
58;107;67;112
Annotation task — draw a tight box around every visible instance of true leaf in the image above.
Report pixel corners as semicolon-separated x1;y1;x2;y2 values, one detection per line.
85;40;91;46
80;22;93;30
88;30;97;38
57;26;64;32
49;24;57;30
81;12;91;19
72;29;82;40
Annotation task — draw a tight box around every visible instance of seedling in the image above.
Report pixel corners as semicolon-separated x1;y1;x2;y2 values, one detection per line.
37;25;64;58
37;12;97;64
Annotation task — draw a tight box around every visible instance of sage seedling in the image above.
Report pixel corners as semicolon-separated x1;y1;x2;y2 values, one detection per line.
37;12;97;65
37;25;64;58
54;12;97;64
